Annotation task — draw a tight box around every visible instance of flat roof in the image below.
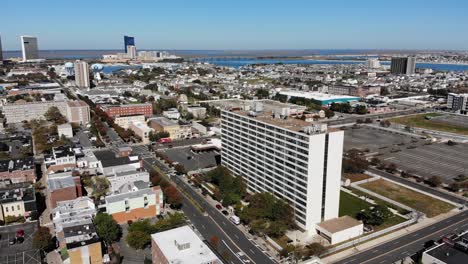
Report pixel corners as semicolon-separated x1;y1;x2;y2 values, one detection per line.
317;216;363;233
150;117;178;127
279;91;360;101
226;110;336;134
201;99;307;113
151;225;220;264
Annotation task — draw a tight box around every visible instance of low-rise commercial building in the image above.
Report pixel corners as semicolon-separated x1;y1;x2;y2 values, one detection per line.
57;123;73;138
129;121;153;144
149;117;192;140
93;150;142;175
47;171;81;208
151;225;221;264
0;157;35;183
114;115;145;129
422;230;468;264
106;169;149;192
163;108;181;119
316;216;364;244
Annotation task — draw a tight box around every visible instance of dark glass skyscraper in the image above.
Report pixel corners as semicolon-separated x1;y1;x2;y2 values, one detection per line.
124;36;135;53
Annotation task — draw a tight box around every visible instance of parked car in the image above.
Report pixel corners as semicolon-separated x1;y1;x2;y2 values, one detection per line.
16;229;24;238
215;204;222;210
221;210;228;216
9;237;16;245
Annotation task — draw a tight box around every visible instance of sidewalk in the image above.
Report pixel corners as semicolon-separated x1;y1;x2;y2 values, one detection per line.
180;176;282;262
321;209;460;263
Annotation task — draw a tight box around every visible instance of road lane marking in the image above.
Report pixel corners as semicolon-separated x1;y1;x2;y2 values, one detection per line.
250;249;255;254
222;240;245;264
359;215;468;264
234;234;239;239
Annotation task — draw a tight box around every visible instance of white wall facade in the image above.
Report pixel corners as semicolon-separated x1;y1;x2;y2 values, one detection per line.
221;110;343;234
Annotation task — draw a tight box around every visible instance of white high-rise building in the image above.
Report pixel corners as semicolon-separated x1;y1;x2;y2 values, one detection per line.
221;109;344;234
20;36;38;62
367;58;380;69
0;34;3;62
447;93;468;115
74;60;90;88
127;45;136;59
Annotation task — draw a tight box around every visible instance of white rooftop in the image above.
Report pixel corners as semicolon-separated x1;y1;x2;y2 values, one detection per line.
151;225;220;264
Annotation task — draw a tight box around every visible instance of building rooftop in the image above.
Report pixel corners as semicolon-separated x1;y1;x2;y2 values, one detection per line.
317;216;363;234
105;186;156;203
226;109;333;133
424;231;468;264
48;175;76;191
0;157;34;172
279;90;360;103
93;150;140;168
149;116;178;127
67;100;88;107
151;225;220;264
0;182;36;204
202;99;306;113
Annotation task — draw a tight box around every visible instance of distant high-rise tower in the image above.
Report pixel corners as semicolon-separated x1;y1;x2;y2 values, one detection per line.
367;58;380;69
127;45;137;59
390;57;416;75
21;36;39;62
74;60;90;88
0;34;3;62
124;36;135;53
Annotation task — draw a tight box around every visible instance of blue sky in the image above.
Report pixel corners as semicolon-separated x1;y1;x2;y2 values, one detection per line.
2;0;468;50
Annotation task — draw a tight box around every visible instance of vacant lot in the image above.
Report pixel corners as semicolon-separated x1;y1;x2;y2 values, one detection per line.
339;191;371;217
361;179;454;217
389;113;468;135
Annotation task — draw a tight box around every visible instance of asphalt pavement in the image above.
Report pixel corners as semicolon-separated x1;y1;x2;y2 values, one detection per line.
142;157;276;264
333;210;468;264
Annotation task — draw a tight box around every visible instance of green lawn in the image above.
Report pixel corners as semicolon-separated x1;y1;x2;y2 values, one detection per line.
389;113;468;135
339;191;372;217
361;179;455;217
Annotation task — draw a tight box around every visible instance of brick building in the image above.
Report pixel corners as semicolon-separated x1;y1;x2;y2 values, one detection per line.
0;157;36;183
99;103;153;118
47;172;81;208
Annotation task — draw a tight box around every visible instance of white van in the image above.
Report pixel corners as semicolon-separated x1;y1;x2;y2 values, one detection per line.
229;215;240;225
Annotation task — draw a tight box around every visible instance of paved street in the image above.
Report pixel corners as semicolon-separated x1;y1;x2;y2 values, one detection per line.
333;210;468;264
142;157;277;264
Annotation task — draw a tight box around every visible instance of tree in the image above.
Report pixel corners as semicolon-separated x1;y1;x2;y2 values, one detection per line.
45;106;67;124
380;120;391;128
174;164;187;175
163;185;183;208
127;219;156;234
354;105;368;115
209;235;220;249
385;163;398;173
93;176;110;199
93;213;121;243
255;89;270;99
357;205;392;226
427;176;442;187
126;231;150;250
32;226;54;251
304;242;326;257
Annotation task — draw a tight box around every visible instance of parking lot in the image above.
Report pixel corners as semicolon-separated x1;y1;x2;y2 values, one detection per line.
344;126;419;152
345;126;468;182
0;222;42;264
161;147;220;172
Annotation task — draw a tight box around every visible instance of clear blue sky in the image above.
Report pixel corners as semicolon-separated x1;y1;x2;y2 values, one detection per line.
2;0;468;50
